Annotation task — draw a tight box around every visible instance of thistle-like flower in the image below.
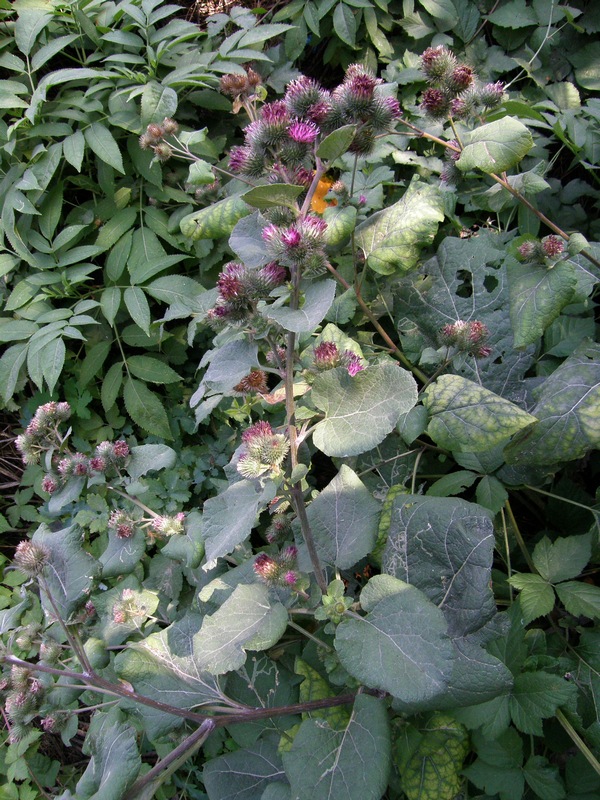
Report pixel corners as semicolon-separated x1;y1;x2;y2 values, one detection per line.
440;320;492;358
13;540;50;577
542;235;565;258
237;421;289;479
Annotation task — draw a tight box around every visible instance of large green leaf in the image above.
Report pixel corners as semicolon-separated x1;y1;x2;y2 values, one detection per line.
202;479;277;564
283;695;390;800
99;528;146;579
355;180;444;274
508;574;555;625
381;495;495;637
180;195;250;240
303;465;380;569
242;183;303;210
264;280;336;333
193;340;259;402
75;709;140;800
229;212;272;268
393;234;536;401
194;584;288;674
312;365;418;457
317;125;357;161
505;341;600;465
456;117;533;174
532;533;591;584
32;523;100;620
555;581;600;620
123;377;173;440
127;355;182;384
141;81;177;126
423;375;536;452
203;739;285;800
115;613;223;739
127;444;177;479
508;259;576;348
335;578;453;704
123;286;151;334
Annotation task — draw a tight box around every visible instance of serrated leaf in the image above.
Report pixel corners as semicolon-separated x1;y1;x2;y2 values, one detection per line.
124;286;151;334
123;377;172;440
265;280;336;333
95;208;137;251
457;117;533;174
317;125;357;161
141;82;177;126
335;582;453;703
505;341;600;465
283;695;390;800
463;728;524;800
127;355;181;384
146;275;205;307
555;581;600;620
355;180;444;274
476;475;509;514
423;375;536;452
0;343;28;402
381;495;495;637
532;534;591;584
510;671;576;735
75;708;140;800
41;336;66;393
84;122;124;174
487;0;538;27
304;465;380;569
508;573;555;624
508;259;576;348
312;365;418;457
180;195;250;240
203;739;285;800
32;523;100;620
63;130;85;172
243;184;304;210
333;2;356;47
115;613;222;739
101;362;123;412
100;286;121;326
523;755;566;800
127;444;177;479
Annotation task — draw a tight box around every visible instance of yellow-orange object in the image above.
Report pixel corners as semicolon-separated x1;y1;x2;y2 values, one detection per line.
310;176;338;214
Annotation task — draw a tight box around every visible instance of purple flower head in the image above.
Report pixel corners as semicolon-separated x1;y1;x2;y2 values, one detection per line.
261;101;289;125
288;120;320;143
217;262;246;300
343;351;364;376
281;227;302;248
542;235;565;257
421;88;450;118
450;97;468;118
229;145;251;174
42;475;58;494
450;65;474;92
262;224;280;244
242;420;273;443
254;553;280;582
358;194;367;206
280;544;298;568
383;96;402;118
346;68;381;99
284;570;298;586
307;100;331;123
113;440;129;459
90;456;107;473
517;241;537;261
420;46;457;82
479;81;504;108
313;341;340;369
285;76;328;119
72;453;89;476
258;262;287;289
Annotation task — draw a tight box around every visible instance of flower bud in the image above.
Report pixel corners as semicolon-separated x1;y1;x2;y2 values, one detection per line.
542;235;565;257
420;46;457;82
420;88;451;119
153;143;172;162
162;117;179;135
13;540;50;577
41;474;59;494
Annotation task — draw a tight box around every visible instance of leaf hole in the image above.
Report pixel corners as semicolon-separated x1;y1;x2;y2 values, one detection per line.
483;274;498;292
455;270;473;298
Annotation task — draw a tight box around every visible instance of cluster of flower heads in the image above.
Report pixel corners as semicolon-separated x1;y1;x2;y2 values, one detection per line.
138;117;180;162
1;663;47;743
226;63;401;178
112;587;147;625
237;421;289;479
15;401;71;465
41;439;130;495
207;261;287;328
253;544;299;588
312;341;365;376
262;214;328;273
516;235;565;264
439;320;492;358
419;46;504;120
220;66;262;103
